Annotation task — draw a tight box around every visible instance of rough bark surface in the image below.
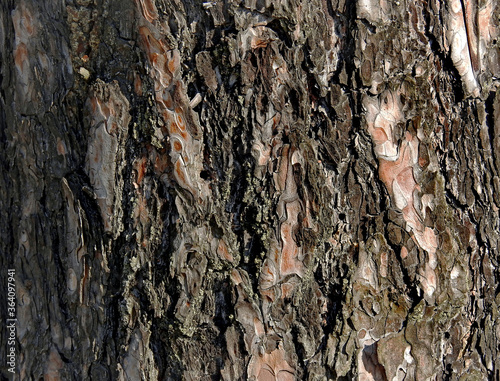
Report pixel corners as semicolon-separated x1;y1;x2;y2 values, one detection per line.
1;0;500;380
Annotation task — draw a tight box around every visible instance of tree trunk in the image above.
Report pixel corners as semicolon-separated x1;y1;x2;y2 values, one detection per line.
1;0;500;379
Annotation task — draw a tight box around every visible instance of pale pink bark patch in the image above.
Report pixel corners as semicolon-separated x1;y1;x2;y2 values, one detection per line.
413;227;438;269
380;252;389;277
478;1;497;45
400;246;408;259
281;282;295;299
249;346;295;381
420;263;437;297
252;141;272;166
365;89;440;297
446;0;479;96
44;347;63;381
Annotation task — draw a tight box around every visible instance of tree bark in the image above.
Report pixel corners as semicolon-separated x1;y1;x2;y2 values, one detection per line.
1;0;500;380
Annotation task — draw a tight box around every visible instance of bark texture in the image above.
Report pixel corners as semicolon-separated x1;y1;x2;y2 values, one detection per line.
1;0;500;380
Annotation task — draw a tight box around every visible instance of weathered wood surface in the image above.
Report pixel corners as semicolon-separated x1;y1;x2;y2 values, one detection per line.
1;0;500;379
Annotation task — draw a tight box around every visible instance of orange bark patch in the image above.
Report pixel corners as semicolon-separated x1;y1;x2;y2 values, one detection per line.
261;288;276;302
259;259;276;289
281;282;294;299
174;160;193;193
168;120;181;135
217;239;234;262
153;152;168;173
108;121;119;135
138;0;159;23
174;160;185;182
22;11;35;36
159;109;173;125
230;269;243;285
93;99;110;120
14;43;28;73
44;347;63;381
280;224;302;277
279;200;303;277
168;57;177;74
134;157;147;185
259;259;278;297
251;37;269;49
151;53;167;73
89;97;98;114
169;129;188;142
272;114;281;129
134;74;143;96
175;108;187;130
162;50;180;77
56;138;66;156
371;127;389;145
172;139;183;152
12;5;35;37
168;116;188;140
418;155;428;168
138;26;164;55
160;89;173;110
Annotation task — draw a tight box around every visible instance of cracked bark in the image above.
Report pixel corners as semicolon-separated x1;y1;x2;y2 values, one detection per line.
1;0;500;380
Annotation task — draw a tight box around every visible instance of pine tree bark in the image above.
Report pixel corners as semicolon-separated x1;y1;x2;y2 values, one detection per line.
1;0;500;380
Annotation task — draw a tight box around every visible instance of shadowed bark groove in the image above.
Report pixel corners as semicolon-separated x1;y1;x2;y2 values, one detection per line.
1;0;499;380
